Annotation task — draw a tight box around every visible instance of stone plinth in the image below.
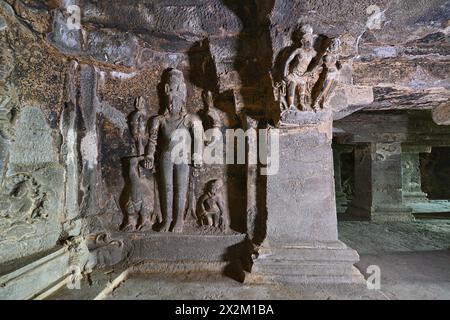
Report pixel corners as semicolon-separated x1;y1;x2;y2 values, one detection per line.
347;142;414;222
250;111;363;284
250;242;362;283
119;232;249;266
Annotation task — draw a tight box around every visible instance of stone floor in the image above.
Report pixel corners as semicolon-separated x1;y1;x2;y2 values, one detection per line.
339;219;450;300
48;219;450;300
409;200;450;216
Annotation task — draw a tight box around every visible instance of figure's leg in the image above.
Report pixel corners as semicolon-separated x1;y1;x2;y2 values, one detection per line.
172;164;190;233
122;201;138;231
221;210;230;233
138;202;153;231
286;80;296;109
298;80;308;111
207;214;214;226
212;213;219;228
137;139;143;156
159;154;174;232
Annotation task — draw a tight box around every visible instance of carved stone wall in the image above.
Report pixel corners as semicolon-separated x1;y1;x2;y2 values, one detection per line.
0;2;66;264
0;0;448;275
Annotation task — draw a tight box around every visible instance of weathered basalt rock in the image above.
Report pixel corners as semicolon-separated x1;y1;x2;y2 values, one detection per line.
0;0;449;292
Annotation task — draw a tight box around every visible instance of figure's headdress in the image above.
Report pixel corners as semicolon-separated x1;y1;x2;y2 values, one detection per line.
209;179;224;192
164;68;187;116
301;24;313;35
329;38;342;52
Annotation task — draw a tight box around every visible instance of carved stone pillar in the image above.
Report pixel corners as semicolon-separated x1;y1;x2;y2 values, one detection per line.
249;111;363;283
333;144;354;214
402;145;431;203
347;142;414;222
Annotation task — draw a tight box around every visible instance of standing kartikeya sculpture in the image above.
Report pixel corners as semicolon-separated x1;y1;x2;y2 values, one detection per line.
143;69;204;233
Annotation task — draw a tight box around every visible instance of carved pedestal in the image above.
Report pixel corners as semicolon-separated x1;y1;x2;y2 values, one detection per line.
347;142;414;222
249;111;363;283
117;231;249;274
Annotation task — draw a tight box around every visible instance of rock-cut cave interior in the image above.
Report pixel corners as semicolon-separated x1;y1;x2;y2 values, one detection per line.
0;0;449;301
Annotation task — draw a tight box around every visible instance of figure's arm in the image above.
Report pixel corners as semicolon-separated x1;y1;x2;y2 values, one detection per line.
217;198;225;216
284;49;301;78
196;196;207;218
202;90;214;110
144;116;161;169
191;116;204;168
217;197;228;230
129;157;143;181
314;76;337;109
130;114;139;138
209;108;221;129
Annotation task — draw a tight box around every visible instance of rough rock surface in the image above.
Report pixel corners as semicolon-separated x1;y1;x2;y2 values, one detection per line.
0;0;449;273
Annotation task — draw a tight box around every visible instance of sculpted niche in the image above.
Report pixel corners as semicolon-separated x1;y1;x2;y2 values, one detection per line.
118;27;344;237
274;25;342;125
121;69;207;234
196;179;228;232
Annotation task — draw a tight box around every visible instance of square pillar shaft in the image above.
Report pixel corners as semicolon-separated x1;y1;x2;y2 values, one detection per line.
401;145;431;203
249;112;363;284
333;144;354;214
348;142;414;222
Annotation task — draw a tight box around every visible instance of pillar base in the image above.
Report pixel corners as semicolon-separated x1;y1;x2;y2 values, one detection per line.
336;191;350;214
403;191;429;204
347;204;415;222
246;241;365;284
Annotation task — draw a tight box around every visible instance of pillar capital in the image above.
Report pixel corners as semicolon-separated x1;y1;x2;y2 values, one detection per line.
402;145;432;154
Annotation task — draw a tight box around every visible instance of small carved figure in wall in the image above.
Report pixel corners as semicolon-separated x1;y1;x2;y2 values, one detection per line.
282;24;317;111
273;79;289;115
313;38;342;110
144;69;204;233
121;156;159;232
129;96;149;156
197;179;229;232
201;90;221;129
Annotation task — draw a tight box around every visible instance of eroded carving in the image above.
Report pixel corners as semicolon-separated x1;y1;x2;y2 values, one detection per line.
314;38;342;110
121;155;160;232
0;83;17;141
0;47;18;180
282;25;318;112
201;90;221;129
196;179;228;232
143;69;204;233
274;25;342;125
0;173;47;221
129;96;149;156
86;233;125;269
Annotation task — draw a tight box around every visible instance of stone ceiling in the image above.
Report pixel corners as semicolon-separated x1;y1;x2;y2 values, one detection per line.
3;0;450;115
